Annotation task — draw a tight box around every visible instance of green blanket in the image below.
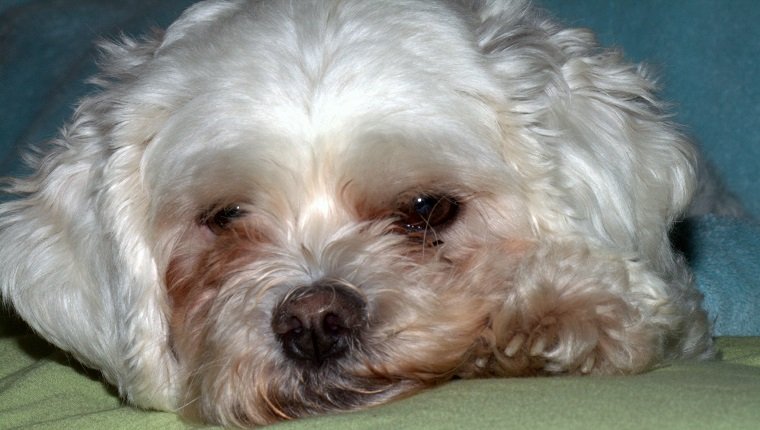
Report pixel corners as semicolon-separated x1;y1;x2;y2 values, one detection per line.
2;332;758;429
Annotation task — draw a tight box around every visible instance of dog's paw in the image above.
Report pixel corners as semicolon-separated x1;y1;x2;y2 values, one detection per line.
467;294;657;378
498;308;621;375
494;282;664;376
479;244;662;376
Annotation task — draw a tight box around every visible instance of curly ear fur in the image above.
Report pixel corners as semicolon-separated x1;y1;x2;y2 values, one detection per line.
452;1;712;361
466;0;697;261
0;1;263;412
0;31;174;412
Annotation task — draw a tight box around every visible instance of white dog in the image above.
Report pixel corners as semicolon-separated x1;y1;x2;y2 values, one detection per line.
1;0;729;426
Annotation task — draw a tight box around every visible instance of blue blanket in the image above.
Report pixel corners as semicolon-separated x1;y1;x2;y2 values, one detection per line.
1;0;758;335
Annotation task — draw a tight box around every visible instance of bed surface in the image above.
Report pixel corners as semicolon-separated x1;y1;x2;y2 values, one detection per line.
2;332;759;429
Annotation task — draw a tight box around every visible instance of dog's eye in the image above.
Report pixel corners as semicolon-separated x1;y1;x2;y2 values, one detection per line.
396;195;459;234
201;205;247;234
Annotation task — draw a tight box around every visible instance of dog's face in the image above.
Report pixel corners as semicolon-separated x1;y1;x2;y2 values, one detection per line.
1;0;711;427
141;3;534;422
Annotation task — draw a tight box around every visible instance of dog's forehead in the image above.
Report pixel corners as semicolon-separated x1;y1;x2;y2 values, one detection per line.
144;100;505;215
142;0;510;209
148;0;504;140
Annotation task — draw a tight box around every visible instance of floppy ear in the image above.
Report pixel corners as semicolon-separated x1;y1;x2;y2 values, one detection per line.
0;36;179;410
465;1;697;260
0;0;248;411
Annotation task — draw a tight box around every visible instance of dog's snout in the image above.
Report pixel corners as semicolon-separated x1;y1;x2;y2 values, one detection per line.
272;284;367;365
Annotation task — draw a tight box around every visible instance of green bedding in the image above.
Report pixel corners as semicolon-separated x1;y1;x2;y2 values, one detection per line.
2;332;758;429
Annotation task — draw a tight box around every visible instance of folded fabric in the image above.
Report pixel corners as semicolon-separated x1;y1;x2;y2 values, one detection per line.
686;216;760;336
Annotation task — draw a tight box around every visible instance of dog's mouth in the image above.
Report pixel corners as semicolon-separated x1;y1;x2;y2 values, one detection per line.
216;341;420;426
173;279;430;426
249;363;415;424
261;283;419;421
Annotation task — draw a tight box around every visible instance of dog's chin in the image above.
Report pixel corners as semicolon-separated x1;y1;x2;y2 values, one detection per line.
176;345;418;426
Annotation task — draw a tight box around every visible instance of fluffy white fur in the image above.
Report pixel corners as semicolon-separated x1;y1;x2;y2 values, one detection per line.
1;0;721;426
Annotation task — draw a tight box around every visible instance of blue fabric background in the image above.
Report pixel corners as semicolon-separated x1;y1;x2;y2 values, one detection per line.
1;0;758;335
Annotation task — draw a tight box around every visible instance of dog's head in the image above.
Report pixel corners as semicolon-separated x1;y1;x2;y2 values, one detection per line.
143;2;530;423
0;0;696;426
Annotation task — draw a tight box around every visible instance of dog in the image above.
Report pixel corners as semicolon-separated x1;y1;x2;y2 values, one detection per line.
0;0;732;426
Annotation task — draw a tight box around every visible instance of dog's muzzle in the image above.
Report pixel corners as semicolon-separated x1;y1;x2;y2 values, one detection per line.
271;283;367;366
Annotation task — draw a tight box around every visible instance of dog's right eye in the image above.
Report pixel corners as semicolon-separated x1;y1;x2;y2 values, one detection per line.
201;205;247;234
394;194;460;239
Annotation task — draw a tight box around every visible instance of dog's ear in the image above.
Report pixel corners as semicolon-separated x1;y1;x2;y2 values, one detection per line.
0;1;249;410
468;2;697;259
0;36;177;410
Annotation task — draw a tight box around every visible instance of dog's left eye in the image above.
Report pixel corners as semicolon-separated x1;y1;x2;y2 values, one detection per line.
201;205;247;234
396;195;459;234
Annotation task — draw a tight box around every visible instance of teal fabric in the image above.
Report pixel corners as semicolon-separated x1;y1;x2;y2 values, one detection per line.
686;216;760;335
0;1;758;338
0;0;196;177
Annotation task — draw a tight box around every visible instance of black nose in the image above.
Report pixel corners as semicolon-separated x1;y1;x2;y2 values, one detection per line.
271;283;367;366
